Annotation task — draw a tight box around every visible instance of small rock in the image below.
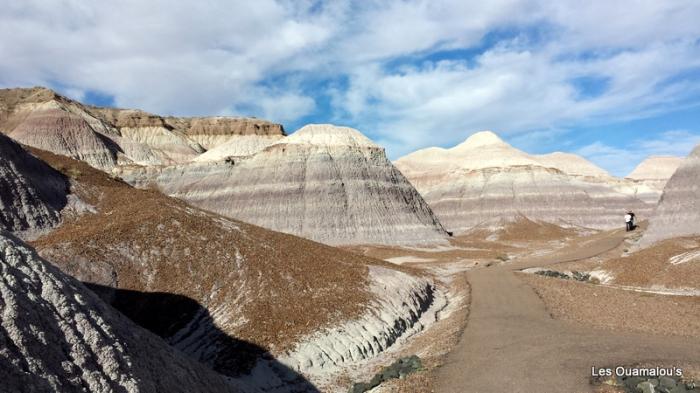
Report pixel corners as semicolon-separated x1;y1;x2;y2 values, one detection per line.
638;381;656;393
571;271;591;282
348;355;423;393
660;377;677;389
623;376;646;390
535;270;570;279
349;382;372;393
670;384;688;393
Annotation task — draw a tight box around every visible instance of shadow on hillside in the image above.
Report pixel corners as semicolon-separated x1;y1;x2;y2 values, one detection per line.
85;283;320;393
0;133;70;221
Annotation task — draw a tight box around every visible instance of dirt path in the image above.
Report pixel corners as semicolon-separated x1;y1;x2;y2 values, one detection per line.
435;232;700;392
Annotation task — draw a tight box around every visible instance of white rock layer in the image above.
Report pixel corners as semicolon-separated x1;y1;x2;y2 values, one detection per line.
193;135;284;162
536;152;611;177
245;265;444;391
628;156;684;180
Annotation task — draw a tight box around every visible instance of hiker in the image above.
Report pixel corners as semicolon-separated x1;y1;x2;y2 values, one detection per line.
630;211;636;230
625;211;636;231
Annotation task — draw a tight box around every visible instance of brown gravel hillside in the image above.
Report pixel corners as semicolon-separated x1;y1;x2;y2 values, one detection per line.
522;274;700;338
601;237;700;289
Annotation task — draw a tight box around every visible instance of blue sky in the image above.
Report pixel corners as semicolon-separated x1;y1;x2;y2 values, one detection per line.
2;1;700;176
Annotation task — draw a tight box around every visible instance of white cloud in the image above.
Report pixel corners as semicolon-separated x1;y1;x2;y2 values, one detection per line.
245;91;316;124
1;0;700;160
0;0;337;115
336;35;700;158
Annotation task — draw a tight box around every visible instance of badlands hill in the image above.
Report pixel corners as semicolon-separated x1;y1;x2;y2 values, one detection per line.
0;230;249;393
625;156;684;204
116;124;449;246
395;131;650;233
640;146;700;247
0;133;67;238
0;87;285;169
20;146;439;390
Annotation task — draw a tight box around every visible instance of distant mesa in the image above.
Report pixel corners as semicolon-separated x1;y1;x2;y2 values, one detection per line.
394;130;652;234
0;86;285;169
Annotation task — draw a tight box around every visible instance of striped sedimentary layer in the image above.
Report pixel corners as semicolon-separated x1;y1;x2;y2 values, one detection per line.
5;99;121;170
0;87;285;169
116;124;448;246
640;145;700;247
395;131;650;233
414;165;645;233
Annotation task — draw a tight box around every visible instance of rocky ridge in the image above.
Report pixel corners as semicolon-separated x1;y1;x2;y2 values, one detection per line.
0;87;285;169
394;131;651;233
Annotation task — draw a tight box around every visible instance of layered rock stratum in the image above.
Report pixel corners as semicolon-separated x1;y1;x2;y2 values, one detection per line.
116;124;448;246
640;146;700;247
625;156;684;204
0;133;67;238
0;87;285;169
0;230;249;393
394;131;650;233
0;89;121;170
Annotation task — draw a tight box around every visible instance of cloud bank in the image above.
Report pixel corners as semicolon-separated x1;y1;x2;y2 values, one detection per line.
2;0;700;174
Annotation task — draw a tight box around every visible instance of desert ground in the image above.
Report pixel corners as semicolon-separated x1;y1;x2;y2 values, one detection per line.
346;220;700;393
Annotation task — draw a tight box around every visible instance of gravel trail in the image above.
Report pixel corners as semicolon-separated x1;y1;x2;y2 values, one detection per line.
435;232;700;392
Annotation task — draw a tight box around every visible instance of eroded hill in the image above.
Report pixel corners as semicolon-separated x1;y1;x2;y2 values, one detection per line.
23;147;440;390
